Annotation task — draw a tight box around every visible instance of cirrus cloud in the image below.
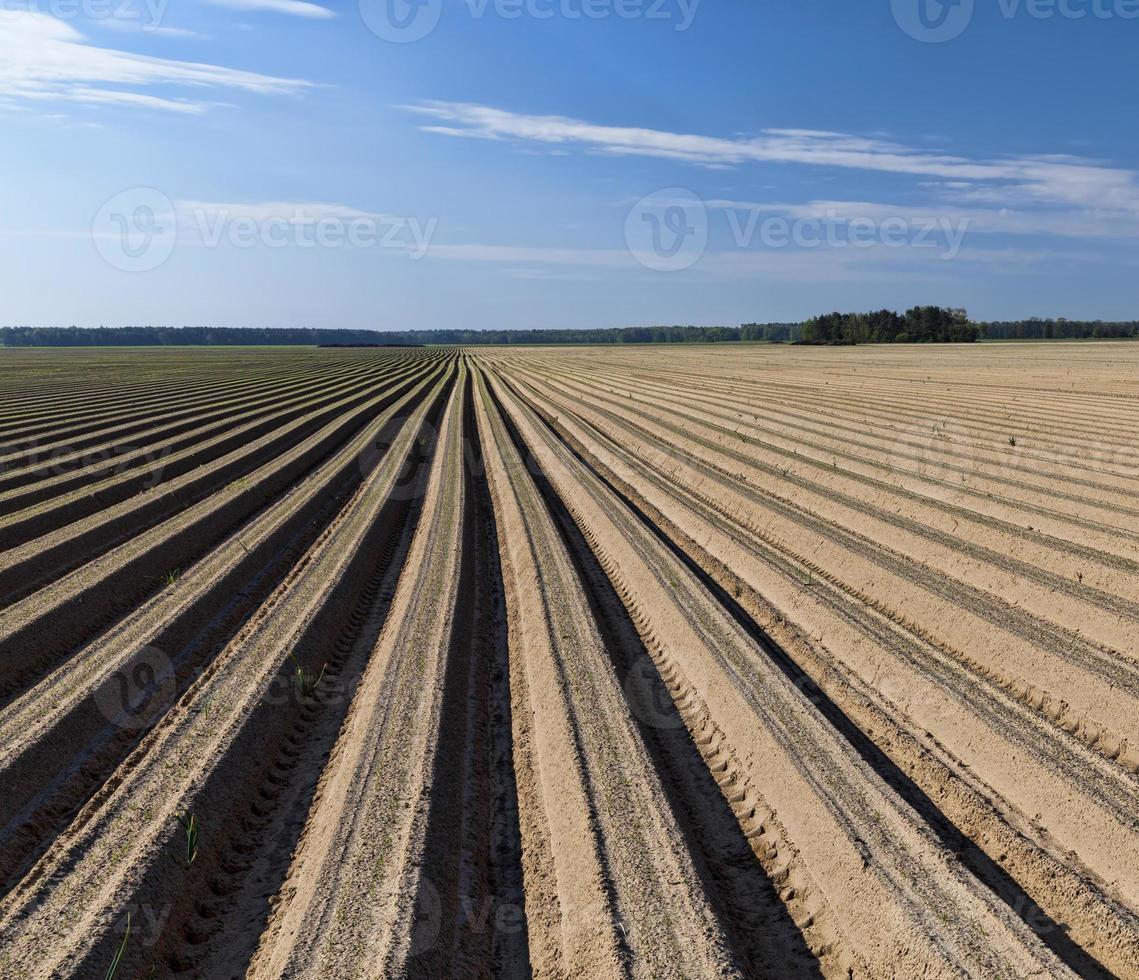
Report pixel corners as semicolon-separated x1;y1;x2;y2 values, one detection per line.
0;11;311;114
201;0;334;19
403;101;1139;221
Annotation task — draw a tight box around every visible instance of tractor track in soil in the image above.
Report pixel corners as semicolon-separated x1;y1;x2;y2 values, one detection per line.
1;343;1136;979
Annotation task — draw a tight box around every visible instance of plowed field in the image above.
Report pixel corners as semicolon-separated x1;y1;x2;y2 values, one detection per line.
1;342;1137;979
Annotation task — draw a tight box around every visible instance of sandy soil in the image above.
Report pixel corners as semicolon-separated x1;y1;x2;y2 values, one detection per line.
1;342;1136;978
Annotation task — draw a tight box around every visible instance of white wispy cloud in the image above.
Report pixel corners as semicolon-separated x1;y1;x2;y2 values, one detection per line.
201;0;335;18
149;26;209;38
6;201;408;240
0;12;310;113
420;240;1078;282
403;101;1139;218
426;244;634;266
705;199;1139;240
175;201;385;223
60;87;210;113
99;22;211;40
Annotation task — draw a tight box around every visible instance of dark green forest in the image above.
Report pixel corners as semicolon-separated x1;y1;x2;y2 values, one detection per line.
1;314;1135;348
798;307;979;344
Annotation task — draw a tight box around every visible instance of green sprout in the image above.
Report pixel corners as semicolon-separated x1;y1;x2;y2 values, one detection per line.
177;812;199;867
105;911;130;980
289;654;327;699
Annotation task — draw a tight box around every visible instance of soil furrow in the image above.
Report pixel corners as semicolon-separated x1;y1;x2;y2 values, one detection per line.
0;357;371;486
515;371;1139;757
0;368;442;895
5;343;1137;979
507;371;1139;978
247;365;481;977
0;363;443;702
0;358;429;553
0;360;383;500
493;377;824;979
475;366;741;979
483;362;1074;979
0;363;453;978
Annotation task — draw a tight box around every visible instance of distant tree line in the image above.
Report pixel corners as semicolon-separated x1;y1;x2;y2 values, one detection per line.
2;314;1135;348
0;324;743;347
0;326;395;347
325;325;748;346
979;319;1139;340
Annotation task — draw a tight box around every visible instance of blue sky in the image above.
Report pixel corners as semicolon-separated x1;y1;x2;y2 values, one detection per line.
1;0;1137;330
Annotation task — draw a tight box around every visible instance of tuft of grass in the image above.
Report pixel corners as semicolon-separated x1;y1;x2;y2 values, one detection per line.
160;568;181;587
288;654;327;699
105;911;130;980
1008;435;1017;447
177;812;199;867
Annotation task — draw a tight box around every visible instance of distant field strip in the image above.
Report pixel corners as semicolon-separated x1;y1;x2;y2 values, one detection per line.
0;343;1137;978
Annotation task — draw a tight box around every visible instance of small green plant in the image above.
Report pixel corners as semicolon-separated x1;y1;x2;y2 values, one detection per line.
177;812;199;867
105;911;130;980
160;568;181;587
289;654;327;699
